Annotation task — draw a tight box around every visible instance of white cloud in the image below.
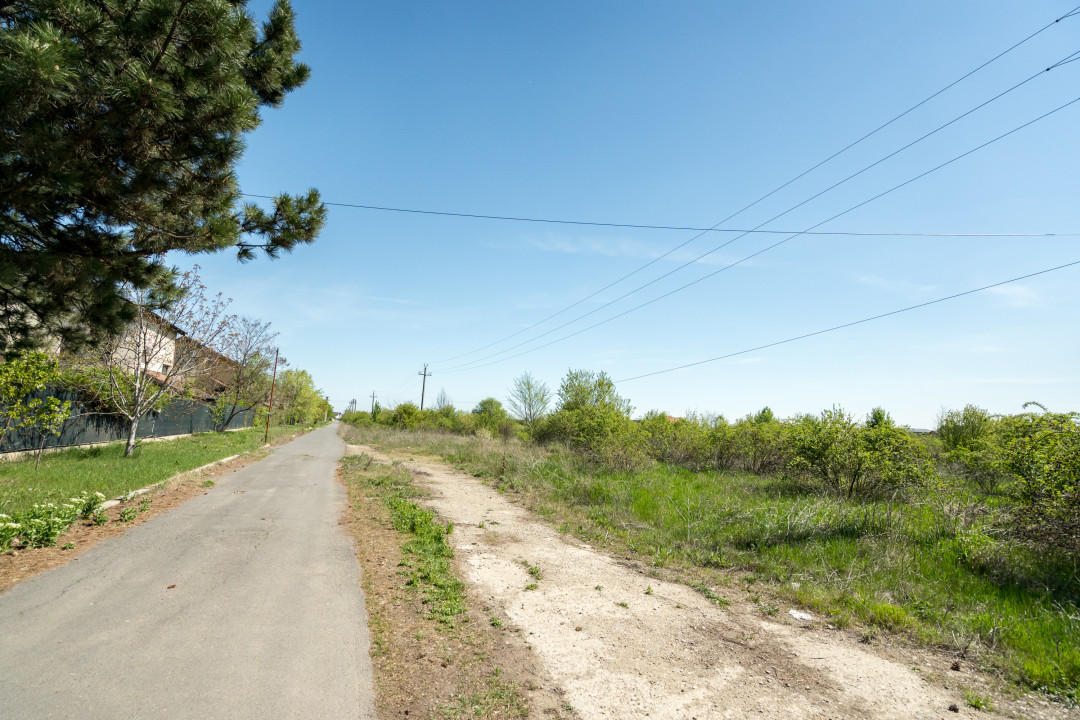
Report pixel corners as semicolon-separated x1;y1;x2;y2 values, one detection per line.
986;284;1040;307
855;274;936;294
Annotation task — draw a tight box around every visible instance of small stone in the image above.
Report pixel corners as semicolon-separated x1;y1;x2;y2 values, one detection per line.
948;704;960;713
575;626;582;631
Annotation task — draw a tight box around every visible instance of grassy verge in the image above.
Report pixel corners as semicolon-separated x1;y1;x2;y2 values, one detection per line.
342;423;1080;700
0;424;320;517
339;453;534;719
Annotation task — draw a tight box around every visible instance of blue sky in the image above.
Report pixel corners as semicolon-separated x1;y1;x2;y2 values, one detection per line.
170;1;1080;428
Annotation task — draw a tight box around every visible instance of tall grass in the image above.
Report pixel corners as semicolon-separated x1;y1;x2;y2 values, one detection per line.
341;423;1080;697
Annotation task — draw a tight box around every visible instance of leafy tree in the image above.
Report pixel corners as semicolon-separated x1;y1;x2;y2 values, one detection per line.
273;368;324;425
506;372;551;424
0;0;326;354
389;402;421;429
0;351;72;467
556;369;632;416
67;267;233;456
211;316;279;431
472;397;509;432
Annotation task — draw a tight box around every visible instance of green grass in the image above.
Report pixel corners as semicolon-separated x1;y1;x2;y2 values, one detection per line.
0;425;307;515
340;423;1080;698
341;454;468;628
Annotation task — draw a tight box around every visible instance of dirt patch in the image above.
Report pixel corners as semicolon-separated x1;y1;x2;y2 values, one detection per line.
339;450;573;719
350;442;1078;720
0;433;303;595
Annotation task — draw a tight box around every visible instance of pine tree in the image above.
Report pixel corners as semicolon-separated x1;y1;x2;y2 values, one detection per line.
0;0;326;354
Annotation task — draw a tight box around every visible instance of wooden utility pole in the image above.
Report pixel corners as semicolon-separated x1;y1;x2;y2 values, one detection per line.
370;392;377;414
263;348;279;444
418;364;432;410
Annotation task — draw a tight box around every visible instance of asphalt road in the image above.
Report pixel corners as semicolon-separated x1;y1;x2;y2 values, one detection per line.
0;423;377;719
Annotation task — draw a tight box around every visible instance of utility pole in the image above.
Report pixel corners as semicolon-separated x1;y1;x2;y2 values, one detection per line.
263;348;279;444
370;392;377;414
418;363;432;411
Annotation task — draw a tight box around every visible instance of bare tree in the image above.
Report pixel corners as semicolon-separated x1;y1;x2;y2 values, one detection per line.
506;372;551;424
210;316;281;431
71;268;233;456
434;388;453;411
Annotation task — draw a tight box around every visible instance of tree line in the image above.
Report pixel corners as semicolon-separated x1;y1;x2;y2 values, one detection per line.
342;368;1079;557
0;267;331;460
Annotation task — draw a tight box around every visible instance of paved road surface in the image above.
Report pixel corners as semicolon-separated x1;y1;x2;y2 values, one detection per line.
0;423;376;719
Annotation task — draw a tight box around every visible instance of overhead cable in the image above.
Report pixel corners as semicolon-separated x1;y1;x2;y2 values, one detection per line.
425;5;1080;364
440;94;1080;374
616;258;1080;382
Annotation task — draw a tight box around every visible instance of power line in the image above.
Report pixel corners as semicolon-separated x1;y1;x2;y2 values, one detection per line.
240;193;1076;239
425;5;1079;365
615;258;1080;383
437;52;1078;372
440;94;1080;374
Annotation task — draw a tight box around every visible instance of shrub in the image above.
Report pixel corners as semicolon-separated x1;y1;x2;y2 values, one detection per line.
472;398;509;433
389;402;422;429
341;410;372;427
730;409;791;475
938;405;1006;493
639;411;710;469
998;404;1080;553
787;407;932;497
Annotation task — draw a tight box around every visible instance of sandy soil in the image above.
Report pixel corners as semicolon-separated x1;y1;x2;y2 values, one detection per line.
347;443;1077;720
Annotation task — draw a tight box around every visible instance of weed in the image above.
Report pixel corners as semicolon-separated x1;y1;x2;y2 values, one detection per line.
61;542;75;550
201;480;215;488
962;690;994;711
645;585;653;595
616;601;628;608
522;560;542;581
138;498;151;513
758;603;779;616
694;582;729;607
91;510;108;526
525;583;538;591
118;507;137;523
595;585;603;591
490;616;503;628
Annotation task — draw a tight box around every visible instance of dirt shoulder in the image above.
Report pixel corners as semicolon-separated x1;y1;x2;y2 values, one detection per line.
348;442;1077;720
0;430;309;595
339;449;573;719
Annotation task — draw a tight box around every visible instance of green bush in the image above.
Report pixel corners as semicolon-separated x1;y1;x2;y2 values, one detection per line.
638;411;710;469
389;402;422;429
730;409;791;475
340;410;372;427
471;398;509;433
787;407;932;497
938;405;1006;493
998;404;1080;553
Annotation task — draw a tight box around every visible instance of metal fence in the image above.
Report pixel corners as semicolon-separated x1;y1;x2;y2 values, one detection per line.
0;387;254;455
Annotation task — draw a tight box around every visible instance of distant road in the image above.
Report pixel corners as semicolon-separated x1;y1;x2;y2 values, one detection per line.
0;423;376;719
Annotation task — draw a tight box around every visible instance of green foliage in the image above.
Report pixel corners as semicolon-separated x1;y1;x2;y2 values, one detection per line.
787;407;932;497
638;412;710;469
729;410;791;475
274;369;329;425
506;372;551;424
0;0;325;353
556;369;632;415
998;404;1080;553
389;402;423;429
0;492;105;550
471;397;509;433
0;352;72;453
340;410;373;427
